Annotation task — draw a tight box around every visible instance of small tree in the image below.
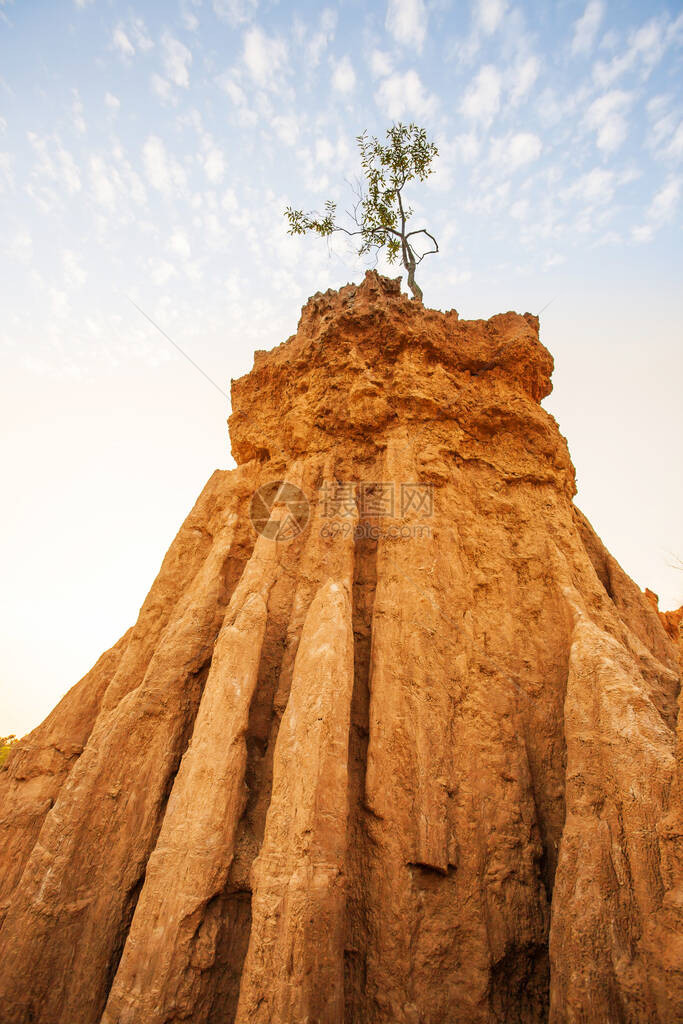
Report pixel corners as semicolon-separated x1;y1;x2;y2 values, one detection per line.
285;122;439;303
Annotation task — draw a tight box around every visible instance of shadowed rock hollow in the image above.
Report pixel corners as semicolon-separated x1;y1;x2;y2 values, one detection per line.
0;271;680;1024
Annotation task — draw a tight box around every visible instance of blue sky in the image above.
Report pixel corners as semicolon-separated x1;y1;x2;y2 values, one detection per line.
1;0;682;735
1;0;682;358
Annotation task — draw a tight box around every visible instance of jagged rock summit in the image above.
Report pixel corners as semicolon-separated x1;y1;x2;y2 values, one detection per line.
0;271;680;1024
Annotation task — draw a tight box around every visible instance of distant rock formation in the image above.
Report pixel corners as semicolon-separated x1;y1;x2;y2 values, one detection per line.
0;271;680;1023
645;588;683;659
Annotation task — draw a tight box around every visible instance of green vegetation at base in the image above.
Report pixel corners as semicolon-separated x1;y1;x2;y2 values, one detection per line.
0;735;17;769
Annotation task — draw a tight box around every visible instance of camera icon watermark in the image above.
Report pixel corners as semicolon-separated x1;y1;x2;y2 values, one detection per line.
249;480;310;541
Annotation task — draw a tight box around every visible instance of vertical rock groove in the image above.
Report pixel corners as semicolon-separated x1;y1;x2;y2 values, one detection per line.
235;574;356;1023
344;516;378;1022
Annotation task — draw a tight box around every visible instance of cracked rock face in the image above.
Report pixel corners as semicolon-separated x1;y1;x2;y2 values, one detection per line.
0;271;680;1024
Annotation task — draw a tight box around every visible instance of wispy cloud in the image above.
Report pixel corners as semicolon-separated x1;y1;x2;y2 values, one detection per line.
331;55;356;94
376;69;437;120
142;136;187;196
242;27;288;90
162;33;192;88
585;89;633;152
212;0;258;26
571;1;605;56
632;176;681;241
461;65;501;123
385;0;428;54
475;0;508;36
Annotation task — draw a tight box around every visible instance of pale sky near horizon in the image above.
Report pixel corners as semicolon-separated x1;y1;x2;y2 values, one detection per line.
1;0;682;738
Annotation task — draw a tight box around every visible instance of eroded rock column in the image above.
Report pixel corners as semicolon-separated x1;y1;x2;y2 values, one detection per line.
550;589;677;1024
102;530;282;1024
234;521;355;1024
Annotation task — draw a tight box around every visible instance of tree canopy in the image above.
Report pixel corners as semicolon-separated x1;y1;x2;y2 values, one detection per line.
285;122;439;302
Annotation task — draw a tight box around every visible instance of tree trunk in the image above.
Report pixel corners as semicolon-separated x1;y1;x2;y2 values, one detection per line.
404;250;423;303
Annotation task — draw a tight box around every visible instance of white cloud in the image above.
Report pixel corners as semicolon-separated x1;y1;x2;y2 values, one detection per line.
632;178;681;242
271;114;300;146
169;229;191;260
331;55;355;94
455;132;480;163
631;224;654;243
203;146;225;183
544;253;565;268
72;90;86;134
461;65;501;123
130;17;154;52
593;15;672;88
27;133;82;197
509;55;540;105
452;0;508;64
142;135;187;195
466;179;511;215
385;0;427;53
150;258;177;286
306;8;336;67
510;199;529;221
370;49;393;79
222;188;238;213
60;149;81;194
571;1;605;56
112;17;153;59
105;92;120;112
62;249;87;288
89;155;117;207
118;160;147;205
476;0;508;35
162;33;192;88
151;74;173;102
315;138;335;164
644;95;683;161
216;71;259;125
217;73;247;107
665;123;683;160
491;132;542;170
6;231;32;263
242;27;288;89
212;0;258;25
376;70;437;120
648;177;680;220
585;89;632;152
563;168;616;205
49;288;69;319
113;27;135;58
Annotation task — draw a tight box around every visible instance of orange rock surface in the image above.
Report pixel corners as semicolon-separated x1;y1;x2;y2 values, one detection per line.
0;272;680;1023
645;588;683;657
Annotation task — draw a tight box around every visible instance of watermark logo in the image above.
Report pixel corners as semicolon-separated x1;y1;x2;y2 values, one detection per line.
249;480;434;541
249;480;310;541
319;481;433;519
